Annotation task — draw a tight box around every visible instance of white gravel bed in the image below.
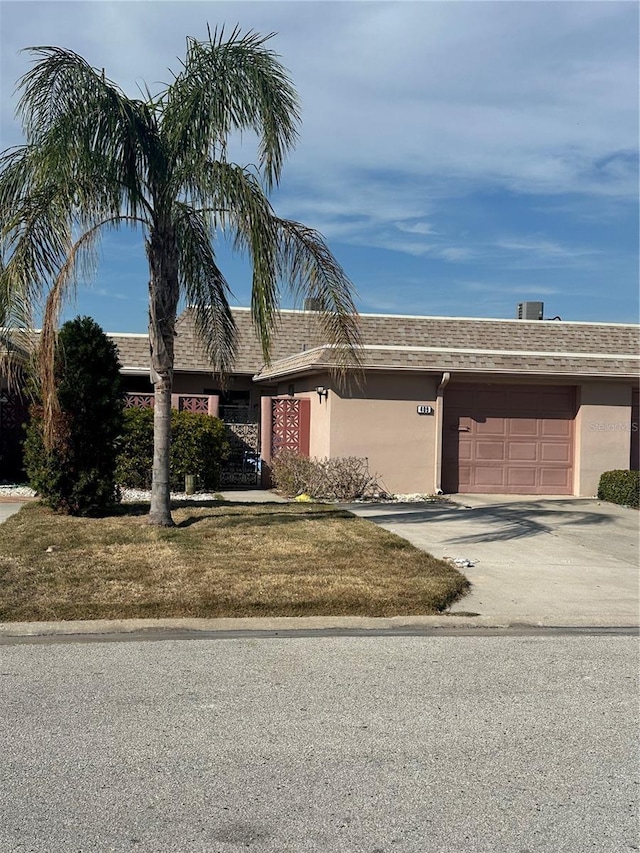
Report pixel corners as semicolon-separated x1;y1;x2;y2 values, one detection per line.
0;485;36;498
389;493;444;502
0;484;445;504
121;488;223;503
0;484;222;502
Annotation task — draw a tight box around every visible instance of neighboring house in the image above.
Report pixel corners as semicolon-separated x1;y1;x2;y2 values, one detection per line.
0;331;32;481
111;304;640;496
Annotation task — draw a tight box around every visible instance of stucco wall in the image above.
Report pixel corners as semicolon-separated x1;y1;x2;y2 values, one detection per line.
574;382;634;495
327;374;438;495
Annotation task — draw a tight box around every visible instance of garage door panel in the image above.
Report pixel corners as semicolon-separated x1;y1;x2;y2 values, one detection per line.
458;440;472;461
457;465;472;488
508;390;539;412
540;468;572;488
442;384;575;495
508;442;538;461
506;468;538;487
476;441;506;460
474;467;506;487
541;419;572;437
476;417;507;435
540;442;572;463
509;418;538;436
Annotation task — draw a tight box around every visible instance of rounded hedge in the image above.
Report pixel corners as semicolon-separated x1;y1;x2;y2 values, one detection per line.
597;469;639;508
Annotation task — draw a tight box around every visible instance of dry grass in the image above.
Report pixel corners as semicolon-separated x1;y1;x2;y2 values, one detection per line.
0;501;469;622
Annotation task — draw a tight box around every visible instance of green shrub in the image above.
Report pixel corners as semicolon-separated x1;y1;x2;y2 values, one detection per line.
597;470;640;508
115;407;155;489
169;410;229;491
116;407;229;492
24;316;124;515
271;450;378;500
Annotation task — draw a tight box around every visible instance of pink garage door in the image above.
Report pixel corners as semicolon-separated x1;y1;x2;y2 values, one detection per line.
442;384;576;495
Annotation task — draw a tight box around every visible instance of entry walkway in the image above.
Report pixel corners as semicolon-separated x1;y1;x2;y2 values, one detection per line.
0;500;28;524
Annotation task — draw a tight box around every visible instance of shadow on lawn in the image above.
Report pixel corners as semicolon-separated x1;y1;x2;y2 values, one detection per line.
100;500;349;529
109;502;154;518
176;506;353;529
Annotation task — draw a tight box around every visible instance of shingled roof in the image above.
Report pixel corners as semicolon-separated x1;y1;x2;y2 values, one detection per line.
107;307;640;380
253;344;639;381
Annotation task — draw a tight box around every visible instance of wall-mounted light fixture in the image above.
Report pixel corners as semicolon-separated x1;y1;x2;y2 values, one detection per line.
315;385;329;403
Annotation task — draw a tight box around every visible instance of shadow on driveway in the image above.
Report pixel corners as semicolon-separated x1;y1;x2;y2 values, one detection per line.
349;498;617;544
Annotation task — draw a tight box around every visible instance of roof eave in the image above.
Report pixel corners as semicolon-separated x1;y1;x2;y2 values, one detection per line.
253;362;639;382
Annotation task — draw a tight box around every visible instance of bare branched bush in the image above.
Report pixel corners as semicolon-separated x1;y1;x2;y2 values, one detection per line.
271;450;380;500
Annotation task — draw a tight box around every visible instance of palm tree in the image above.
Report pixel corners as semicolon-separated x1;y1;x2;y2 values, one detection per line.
0;28;360;526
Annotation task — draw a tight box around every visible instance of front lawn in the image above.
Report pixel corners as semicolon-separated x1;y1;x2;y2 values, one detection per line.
0;501;469;622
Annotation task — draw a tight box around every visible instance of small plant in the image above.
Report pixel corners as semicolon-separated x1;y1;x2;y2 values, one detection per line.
271;450;379;501
597;470;639;508
270;450;317;496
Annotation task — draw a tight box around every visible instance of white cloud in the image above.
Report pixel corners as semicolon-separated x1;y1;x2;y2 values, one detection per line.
0;0;636;320
395;222;436;236
462;281;560;297
3;2;635;198
438;247;473;263
495;239;601;259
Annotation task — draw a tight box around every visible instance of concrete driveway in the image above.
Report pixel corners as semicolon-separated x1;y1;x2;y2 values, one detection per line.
346;496;639;627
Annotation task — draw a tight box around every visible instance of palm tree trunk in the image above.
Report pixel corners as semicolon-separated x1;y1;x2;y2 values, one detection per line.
147;226;180;527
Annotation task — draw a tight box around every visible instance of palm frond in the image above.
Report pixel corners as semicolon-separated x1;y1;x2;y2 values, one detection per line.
179;159;280;360
174;204;237;375
0;144;140;347
163;27;300;190
17;46;159;221
0;323;34;391
0;148;73;338
275;218;363;374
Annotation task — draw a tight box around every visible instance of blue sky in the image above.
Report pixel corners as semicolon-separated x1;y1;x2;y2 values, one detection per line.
1;0;638;332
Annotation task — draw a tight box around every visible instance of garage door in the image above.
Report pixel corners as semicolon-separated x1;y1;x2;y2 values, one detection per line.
442;384;575;495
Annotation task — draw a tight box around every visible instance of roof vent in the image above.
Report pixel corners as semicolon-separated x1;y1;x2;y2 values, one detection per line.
304;298;322;312
517;301;544;320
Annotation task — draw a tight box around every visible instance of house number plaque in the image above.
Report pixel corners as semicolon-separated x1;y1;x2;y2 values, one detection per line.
417;405;434;415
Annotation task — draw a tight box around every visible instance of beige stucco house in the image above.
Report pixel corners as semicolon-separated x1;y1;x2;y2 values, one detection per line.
111;305;639;497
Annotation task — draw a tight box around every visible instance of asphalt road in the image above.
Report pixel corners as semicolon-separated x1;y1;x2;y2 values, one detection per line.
1;634;638;852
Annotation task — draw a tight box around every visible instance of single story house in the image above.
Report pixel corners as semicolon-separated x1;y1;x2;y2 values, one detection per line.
110;303;639;496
